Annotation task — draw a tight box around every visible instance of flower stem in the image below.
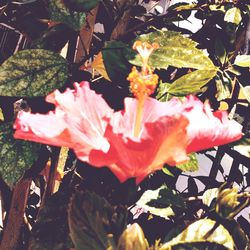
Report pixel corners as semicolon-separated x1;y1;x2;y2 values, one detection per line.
134;95;146;137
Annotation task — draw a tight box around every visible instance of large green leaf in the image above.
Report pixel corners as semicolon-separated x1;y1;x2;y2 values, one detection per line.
0;122;41;186
68;190;127;250
0;49;68;97
136;185;186;219
224;7;242;25
234;55;250;67
102;41;135;85
166;69;217;96
129;30;216;70
160;219;234;250
176;153;199;172
29;191;73;250
49;0;86;31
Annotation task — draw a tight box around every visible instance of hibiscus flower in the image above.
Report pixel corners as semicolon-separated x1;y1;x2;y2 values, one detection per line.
13;41;242;183
14;82;242;183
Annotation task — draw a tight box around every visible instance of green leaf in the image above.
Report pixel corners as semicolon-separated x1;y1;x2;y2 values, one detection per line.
0;122;41;186
66;0;100;12
215;39;227;65
167;69;217;96
29;191;73;250
31;24;73;52
68;190;127;250
215;73;232;101
0;49;68;97
156;82;172;101
129;30;216;70
102;41;135;85
224;7;242;25
160;219;234;250
162;166;174;176
49;0;86;31
234;55;250;67
136;185;186;219
176;153;199;172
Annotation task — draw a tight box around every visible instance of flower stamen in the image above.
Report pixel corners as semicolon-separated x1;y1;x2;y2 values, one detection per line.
128;41;159;137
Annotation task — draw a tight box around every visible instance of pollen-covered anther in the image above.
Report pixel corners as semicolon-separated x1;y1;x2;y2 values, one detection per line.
127;66;158;98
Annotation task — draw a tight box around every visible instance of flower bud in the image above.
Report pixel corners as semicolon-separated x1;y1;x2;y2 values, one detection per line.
117;223;148;250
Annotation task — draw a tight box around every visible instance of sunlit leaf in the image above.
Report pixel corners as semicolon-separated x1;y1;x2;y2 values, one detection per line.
156;82;172;101
129;30;216;70
234;55;250;67
162;166;174;176
166;69;217;96
241;86;250;103
224;7;242;25
117;223;149;250
209;5;225;12
160;219;234;250
136;185;186;219
0;107;4;121
49;0;86;31
176;153;199;172
232;135;250;157
68;190;127;250
215;74;232;101
0;122;41;186
202;188;219;207
0;49;68;97
174;3;197;11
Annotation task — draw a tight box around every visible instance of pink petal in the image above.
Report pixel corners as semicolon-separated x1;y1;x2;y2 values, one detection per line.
14;82;113;160
180;96;242;152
